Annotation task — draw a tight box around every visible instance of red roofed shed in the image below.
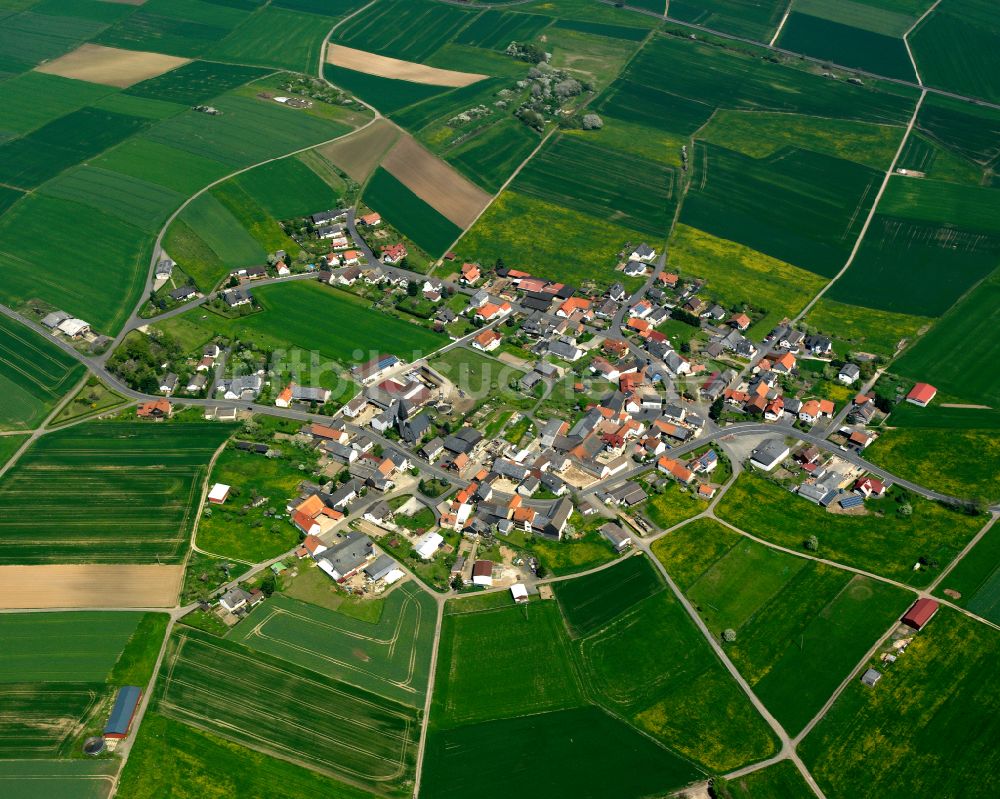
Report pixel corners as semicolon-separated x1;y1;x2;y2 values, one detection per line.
901;598;939;630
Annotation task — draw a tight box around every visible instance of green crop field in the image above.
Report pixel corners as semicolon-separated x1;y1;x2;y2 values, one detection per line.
0;107;149;190
234;156;340;220
95;2;251;58
553;555;662;637
0;72;114;135
0;611;145;682
157;280;443;367
171;191;266;275
210;180;298;255
126;60;268;106
456;190;649;289
595;78;715;138
668;224;827;332
715;759;815;799
715;474;983;586
0;314;84;431
576;589;779;770
454;9;552;50
362;168;462;257
0;8;106;72
40;166;184;234
146;94;352;169
655;520;912;733
910;0;1000;104
682;143;882;277
92;138;230;196
0;682;103;758
915;93;1000;170
391;78;508;137
935;523;1000;624
512;134;676;237
324;65;447;114
0;421;233;564
825;215;1000;317
699;110;903;171
667;0;786;40
446;118;541;193
892;271;1000;406
801;609;1000;798
333;0;473;62
623;33;916;126
894;133;985;184
0;759;117;799
0;434;29;469
0;195;151;333
420;706;702;799
229;585;435;706
117;711;377;799
777;12;915;81
431;599;583;728
878;177;1000;233
213;7;338;72
156;629;419;794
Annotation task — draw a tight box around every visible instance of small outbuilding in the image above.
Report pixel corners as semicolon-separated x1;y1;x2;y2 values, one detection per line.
901;598;939;631
861;668;882;687
510;583;529;604
207;483;230;504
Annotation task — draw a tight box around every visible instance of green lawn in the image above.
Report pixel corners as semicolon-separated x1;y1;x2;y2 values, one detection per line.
714;473;983;587
639;476;706;530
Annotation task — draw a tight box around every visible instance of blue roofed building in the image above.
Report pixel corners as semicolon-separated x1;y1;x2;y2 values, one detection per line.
104;685;142;740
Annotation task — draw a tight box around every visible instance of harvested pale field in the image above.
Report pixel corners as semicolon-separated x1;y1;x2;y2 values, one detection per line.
383;134;492;228
36;44;189;89
0;565;182;609
316;117;399;182
325;43;486;87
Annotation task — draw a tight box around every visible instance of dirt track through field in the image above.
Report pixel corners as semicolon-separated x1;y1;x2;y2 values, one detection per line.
0;564;182;608
382;134;491;228
36;44;189;88
316;117;400;182
326;44;486;87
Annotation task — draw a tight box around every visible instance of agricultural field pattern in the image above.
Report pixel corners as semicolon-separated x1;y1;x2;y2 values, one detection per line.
0;1;998;799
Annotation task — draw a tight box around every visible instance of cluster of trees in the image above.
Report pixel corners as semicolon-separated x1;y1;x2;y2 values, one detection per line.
108;331;182;393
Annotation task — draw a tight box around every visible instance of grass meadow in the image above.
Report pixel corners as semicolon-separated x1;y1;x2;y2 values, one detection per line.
668;224;827;333
0;314;84;431
640;479;710;530
654;520;912;733
213;7;338;72
715;759;815;799
714;473;983;587
0;72;114;135
446;118;541;193
456;190;650;289
801;609;1000;798
156;629;419;795
92;138;230;195
126;60;267;106
229;584;435;706
234;156;340;220
805;296;930;357
0;421;233;564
